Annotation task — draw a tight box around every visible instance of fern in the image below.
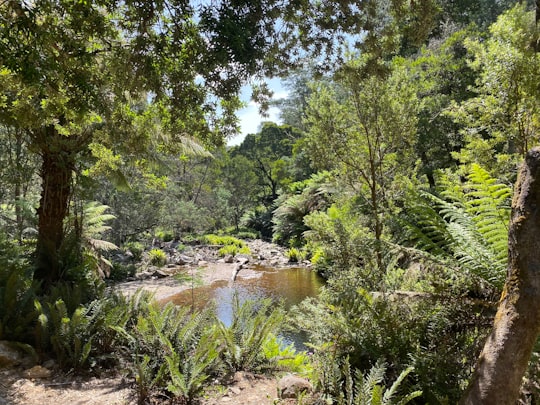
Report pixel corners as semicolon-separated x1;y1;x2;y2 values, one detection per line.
120;302;219;403
216;295;286;373
402;165;510;291
330;358;422;405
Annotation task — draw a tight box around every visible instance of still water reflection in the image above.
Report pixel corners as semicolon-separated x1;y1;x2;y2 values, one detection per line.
166;266;324;349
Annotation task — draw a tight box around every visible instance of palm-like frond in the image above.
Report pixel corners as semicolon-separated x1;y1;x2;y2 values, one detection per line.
216;295;285;372
402;165;510;291
464;164;511;263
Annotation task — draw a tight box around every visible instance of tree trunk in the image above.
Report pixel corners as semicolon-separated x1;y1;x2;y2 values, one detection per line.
33;126;77;290
460;147;540;405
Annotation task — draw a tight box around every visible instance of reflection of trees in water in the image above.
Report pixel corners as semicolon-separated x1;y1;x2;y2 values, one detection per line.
168;267;323;321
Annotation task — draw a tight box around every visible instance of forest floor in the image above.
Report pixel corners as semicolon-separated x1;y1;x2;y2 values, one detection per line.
0;240;307;405
1;367;291;404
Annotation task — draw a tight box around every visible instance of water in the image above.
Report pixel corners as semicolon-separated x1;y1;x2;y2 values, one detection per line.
166;266;324;350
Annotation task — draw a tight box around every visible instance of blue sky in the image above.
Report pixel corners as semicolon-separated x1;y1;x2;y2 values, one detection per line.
227;77;288;146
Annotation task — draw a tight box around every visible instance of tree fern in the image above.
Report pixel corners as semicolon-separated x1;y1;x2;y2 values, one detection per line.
402;165;510;291
81;202;118;278
463;164;510;264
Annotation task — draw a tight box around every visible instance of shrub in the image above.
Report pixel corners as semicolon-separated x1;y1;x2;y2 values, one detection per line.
123;241;145;261
155;228;175;242
202;234;245;247
215;296;285;373
286;247;306;263
0;235;37;343
292;284;490;402
218;244;251;257
148;248;167;267
109;262;136;281
116;303;219;404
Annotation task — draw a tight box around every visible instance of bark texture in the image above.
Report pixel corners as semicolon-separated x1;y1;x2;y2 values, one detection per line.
461;147;540;405
33;126;77;289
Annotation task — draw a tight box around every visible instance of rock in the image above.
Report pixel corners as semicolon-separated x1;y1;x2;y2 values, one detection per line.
151;269;170;278
224;255;234;263
0;341;23;368
176;255;193;265
42;359;56;369
236;255;250;264
198;260;208;267
136;271;153;280
278;375;313;399
23;365;52;379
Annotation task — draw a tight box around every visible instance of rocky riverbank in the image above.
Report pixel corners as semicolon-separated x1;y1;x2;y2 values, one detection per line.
115;239;309;301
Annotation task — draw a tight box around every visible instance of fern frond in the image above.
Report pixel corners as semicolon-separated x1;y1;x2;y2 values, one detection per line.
382;366;414;404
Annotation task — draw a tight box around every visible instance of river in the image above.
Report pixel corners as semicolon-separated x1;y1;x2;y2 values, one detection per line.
165;265;324;349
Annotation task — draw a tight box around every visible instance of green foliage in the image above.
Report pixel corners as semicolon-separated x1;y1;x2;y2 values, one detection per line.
0;234;37;342
33;288;145;370
218;244;251;257
292;285;489;403
215;296;286;373
262;336;312;375
349;360;422;405
402;164;511;292
303;202;387;285
202;234;246;247
35;299;93;369
286;247;306;263
117;303;219;404
272;171;333;247
148;248;167;267
155;228;175;242
448;4;540;177
242;207;274;239
234;230;258;240
123;241;145;261
202;234;251;257
80;202;118;279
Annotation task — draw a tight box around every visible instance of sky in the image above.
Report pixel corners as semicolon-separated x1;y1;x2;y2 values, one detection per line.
227;77;288;146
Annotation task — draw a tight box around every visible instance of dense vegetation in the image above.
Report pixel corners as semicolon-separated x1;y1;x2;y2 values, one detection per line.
1;0;540;403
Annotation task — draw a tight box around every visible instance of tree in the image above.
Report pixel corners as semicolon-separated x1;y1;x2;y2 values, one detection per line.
234;123;301;205
449;4;540;178
0;0;295;289
304;57;418;272
221;154;258;231
461;147;540;404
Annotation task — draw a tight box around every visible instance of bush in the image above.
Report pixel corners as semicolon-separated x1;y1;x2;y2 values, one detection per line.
123;241;145;261
202;234;245;247
109;262;136;281
148;248;167;267
215;296;285;373
0;234;37;343
117;303;219;404
218;244;251;257
154;228;175;242
286;247;306;263
292;284;490;403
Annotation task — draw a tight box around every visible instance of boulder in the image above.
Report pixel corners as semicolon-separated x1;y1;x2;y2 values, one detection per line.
0;341;23;368
278;374;313;399
23;365;52;379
